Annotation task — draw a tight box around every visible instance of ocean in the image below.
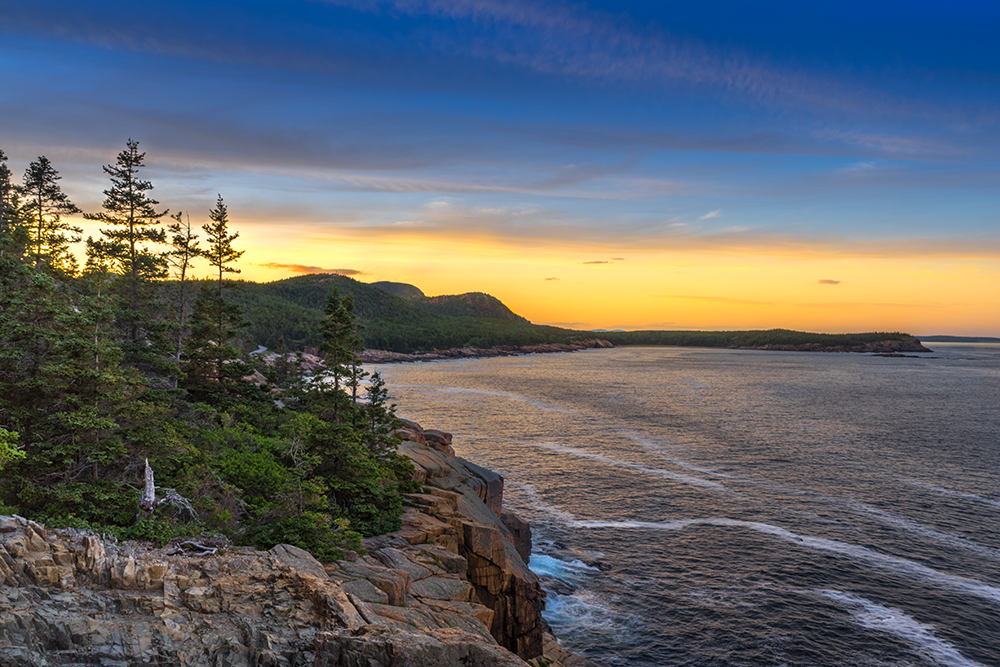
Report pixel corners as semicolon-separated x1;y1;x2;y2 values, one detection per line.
372;344;1000;667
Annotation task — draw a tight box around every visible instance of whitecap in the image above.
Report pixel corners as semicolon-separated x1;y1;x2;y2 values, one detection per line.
571;518;1000;607
900;480;1000;511
529;441;727;492
384;383;580;416
503;480;578;524
818;590;988;667
847;501;1000;562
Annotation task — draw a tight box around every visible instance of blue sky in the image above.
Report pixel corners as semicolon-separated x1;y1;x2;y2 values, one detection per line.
2;1;998;333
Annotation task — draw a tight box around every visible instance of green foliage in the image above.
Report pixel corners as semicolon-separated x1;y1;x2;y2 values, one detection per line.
19;155;81;275
227;273;582;353
0;428;25;470
0;146;417;564
84;139;172;378
595;328;919;348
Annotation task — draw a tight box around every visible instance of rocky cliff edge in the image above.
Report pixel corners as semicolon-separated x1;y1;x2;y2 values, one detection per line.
0;421;596;667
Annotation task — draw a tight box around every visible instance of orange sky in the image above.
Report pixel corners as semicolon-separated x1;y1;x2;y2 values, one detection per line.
72;214;990;337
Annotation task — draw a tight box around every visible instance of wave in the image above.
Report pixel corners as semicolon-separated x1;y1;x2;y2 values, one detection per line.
847;501;1000;562
616;429;731;477
900;480;1000;511
503;480;578;524
570;518;1000;607
818;590;988;667
543;587;640;641
528;441;727;492
384;383;580;416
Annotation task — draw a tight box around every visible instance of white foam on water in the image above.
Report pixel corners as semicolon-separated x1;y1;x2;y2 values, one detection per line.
818;590;988;667
544;588;640;639
386;383;580;416
570;518;1000;607
617;429;731;477
900;480;1000;511
530;553;600;578
529;441;727;492
500;480;578;524
848;501;1000;562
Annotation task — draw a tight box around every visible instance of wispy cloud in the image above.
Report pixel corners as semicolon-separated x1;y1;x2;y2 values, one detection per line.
700;210;721;220
544;277;559;281
818;279;841;285
255;262;365;275
583;260;609;264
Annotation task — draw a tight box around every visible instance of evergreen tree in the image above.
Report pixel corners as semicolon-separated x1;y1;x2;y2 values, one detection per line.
20;156;82;274
85;139;168;285
165;211;202;369
0;149;21;248
180;196;249;402
85;140;171;376
319;288;363;394
203;195;244;296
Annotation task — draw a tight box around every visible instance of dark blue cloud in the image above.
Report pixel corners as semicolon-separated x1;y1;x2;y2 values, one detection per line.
0;0;997;248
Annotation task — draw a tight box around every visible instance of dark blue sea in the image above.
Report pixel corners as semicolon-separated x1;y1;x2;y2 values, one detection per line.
373;344;1000;667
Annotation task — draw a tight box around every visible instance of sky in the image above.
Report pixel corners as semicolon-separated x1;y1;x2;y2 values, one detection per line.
1;1;998;335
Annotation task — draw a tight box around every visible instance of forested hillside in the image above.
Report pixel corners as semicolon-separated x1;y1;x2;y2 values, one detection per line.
228;274;579;352
0;143;414;559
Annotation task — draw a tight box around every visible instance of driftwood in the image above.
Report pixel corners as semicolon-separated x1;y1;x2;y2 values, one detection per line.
167;540;218;557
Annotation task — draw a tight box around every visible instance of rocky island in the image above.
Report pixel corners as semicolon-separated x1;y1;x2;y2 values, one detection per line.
0;421;600;667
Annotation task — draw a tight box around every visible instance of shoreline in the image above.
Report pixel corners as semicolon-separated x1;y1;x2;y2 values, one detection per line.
361;339;613;364
0;420;599;667
360;337;932;364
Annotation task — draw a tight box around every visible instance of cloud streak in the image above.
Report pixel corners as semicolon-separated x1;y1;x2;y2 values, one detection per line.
255;262;365;275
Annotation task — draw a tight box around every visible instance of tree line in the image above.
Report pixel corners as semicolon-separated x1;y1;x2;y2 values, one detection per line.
0;142;415;558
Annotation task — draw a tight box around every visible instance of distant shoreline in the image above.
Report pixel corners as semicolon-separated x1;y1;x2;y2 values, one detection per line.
359;336;935;364
361;339;614;363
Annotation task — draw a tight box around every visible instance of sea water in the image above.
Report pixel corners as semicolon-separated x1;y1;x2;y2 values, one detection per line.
372;344;1000;667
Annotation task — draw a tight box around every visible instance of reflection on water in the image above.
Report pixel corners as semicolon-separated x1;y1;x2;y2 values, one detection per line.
374;346;1000;667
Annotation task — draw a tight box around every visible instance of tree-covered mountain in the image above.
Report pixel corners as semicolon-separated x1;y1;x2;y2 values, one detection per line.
226;274;578;353
227;274;925;355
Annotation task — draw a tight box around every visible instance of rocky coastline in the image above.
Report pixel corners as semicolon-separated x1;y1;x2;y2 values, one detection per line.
0;421;600;667
360;339;614;364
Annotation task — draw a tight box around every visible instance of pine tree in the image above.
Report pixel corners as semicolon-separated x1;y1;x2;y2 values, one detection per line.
85;139;168;285
319;287;363;394
20;156;82;274
165;211;202;369
85;140;171;376
180;196;249;402
203;195;244;297
0;149;20;242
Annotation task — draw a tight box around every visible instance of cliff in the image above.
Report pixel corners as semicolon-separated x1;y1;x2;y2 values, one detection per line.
0;422;597;667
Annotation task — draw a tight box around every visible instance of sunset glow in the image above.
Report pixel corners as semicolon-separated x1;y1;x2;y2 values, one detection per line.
6;1;1000;336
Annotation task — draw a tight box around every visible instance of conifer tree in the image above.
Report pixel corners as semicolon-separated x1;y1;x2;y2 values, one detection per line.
181;196;249;401
20;156;81;274
0;149;20;244
85;139;168;285
165;211;202;367
85;140;171;375
319;287;363;394
203;195;244;296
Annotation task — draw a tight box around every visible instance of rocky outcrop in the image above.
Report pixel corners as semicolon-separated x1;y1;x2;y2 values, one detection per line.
394;422;544;659
362;339;614;364
0;422;594;667
0;514;526;666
